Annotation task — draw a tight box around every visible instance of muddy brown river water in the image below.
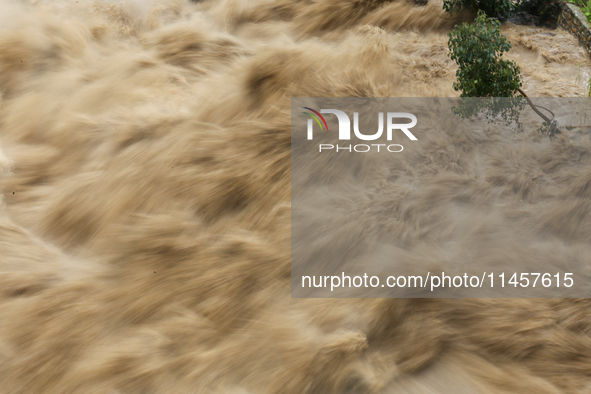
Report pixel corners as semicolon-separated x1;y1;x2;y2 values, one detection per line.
1;0;591;392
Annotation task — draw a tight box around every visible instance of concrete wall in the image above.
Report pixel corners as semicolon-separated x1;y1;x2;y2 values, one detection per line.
559;1;591;53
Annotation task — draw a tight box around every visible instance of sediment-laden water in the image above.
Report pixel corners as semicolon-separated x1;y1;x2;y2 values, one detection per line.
1;0;591;392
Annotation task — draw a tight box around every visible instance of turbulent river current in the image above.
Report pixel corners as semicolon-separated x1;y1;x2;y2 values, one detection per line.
1;0;591;392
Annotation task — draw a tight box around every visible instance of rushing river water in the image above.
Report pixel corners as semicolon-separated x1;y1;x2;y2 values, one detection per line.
1;0;591;392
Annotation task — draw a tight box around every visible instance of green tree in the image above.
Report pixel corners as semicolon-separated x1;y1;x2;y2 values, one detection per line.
447;10;556;134
448;10;522;98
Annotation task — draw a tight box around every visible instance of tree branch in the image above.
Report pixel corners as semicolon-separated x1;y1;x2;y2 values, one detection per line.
518;88;553;124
